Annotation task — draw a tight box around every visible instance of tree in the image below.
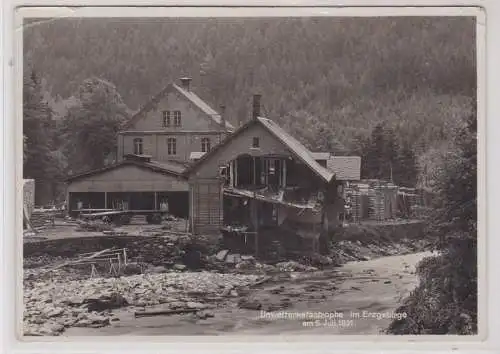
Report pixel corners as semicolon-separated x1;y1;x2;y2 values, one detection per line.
362;123;399;181
23;69;62;205
278;110;347;154
61;77;131;174
388;106;477;334
394;144;418;187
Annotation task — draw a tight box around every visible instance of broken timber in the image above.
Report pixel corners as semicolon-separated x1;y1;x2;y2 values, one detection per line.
134;308;199;318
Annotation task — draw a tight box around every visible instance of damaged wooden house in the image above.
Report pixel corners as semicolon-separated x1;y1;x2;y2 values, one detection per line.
65;77;233;221
185;95;361;257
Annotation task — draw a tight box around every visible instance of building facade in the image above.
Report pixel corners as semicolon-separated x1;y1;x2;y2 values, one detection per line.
117;77;234;163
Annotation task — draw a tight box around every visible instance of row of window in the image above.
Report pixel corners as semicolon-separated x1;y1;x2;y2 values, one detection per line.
132;137;211;155
162;110;182;127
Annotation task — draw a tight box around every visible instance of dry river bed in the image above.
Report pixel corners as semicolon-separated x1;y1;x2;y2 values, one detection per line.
57;251;433;336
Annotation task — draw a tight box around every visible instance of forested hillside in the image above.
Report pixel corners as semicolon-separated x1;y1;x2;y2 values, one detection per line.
23;16;476;203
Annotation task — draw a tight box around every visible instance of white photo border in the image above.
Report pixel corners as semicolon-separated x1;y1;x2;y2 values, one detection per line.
1;1;497;353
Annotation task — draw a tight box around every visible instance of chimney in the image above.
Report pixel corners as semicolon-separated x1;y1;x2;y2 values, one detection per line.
219;104;227;131
252;94;262;121
179;77;192;91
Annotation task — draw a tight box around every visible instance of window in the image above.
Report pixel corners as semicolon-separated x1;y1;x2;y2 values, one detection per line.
201;137;211;152
133;138;143;155
252;137;260;148
167;138;177;155
162;111;171;127
174;111;182;127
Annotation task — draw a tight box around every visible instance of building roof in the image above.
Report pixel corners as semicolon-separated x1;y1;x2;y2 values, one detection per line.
184;117;335;183
66;157;187;183
310;152;331;161
189;151;206;160
326;156;362;181
122;82;234;131
257;118;334;183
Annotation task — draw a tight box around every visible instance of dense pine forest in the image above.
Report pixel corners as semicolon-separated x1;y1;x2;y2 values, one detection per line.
23;17;476;204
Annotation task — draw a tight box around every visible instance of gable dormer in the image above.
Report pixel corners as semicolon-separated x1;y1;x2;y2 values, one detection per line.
121;77;234;133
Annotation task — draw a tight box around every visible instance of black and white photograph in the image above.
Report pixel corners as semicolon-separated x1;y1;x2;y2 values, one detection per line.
19;9;481;338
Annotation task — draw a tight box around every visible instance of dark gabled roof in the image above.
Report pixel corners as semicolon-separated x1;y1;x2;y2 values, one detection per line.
66;158;187;183
184;117;335;183
257;118;334;182
326;156;361;181
122;83;234;130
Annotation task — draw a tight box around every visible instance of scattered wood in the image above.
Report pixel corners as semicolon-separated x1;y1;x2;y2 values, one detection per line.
134;308;199;318
159;230;192;237
40;247;117;274
249;276;272;288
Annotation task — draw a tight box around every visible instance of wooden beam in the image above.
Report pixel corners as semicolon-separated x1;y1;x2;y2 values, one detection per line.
154;192;158;210
104;191;108;209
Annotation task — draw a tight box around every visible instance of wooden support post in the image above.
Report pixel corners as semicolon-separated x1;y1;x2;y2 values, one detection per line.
154;192;158;210
229;161;234;187
254;231;259;258
251;200;259;257
282;159;287;187
104;192;108;209
253;157;256;185
66;190;70;217
234;160;238;187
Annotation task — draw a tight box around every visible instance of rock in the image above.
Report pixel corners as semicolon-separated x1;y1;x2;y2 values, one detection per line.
235;260;254;270
46;308;65;318
186;301;206;309
225;254;236;264
276;261;308;272
215;250;229;261
384;280;392;284
230;290;238;297
197;311;215;320
63;297;84;306
240;255;255;262
122;263;143;275
262;264;276;272
148;266;168;274
173;264;187;271
83;292;128;311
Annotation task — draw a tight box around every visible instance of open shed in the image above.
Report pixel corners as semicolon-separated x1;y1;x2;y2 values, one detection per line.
66;155;189;218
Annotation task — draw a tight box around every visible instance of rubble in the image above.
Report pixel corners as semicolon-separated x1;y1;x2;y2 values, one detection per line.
76;220;113;232
275;261;318;272
23;271;262;336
